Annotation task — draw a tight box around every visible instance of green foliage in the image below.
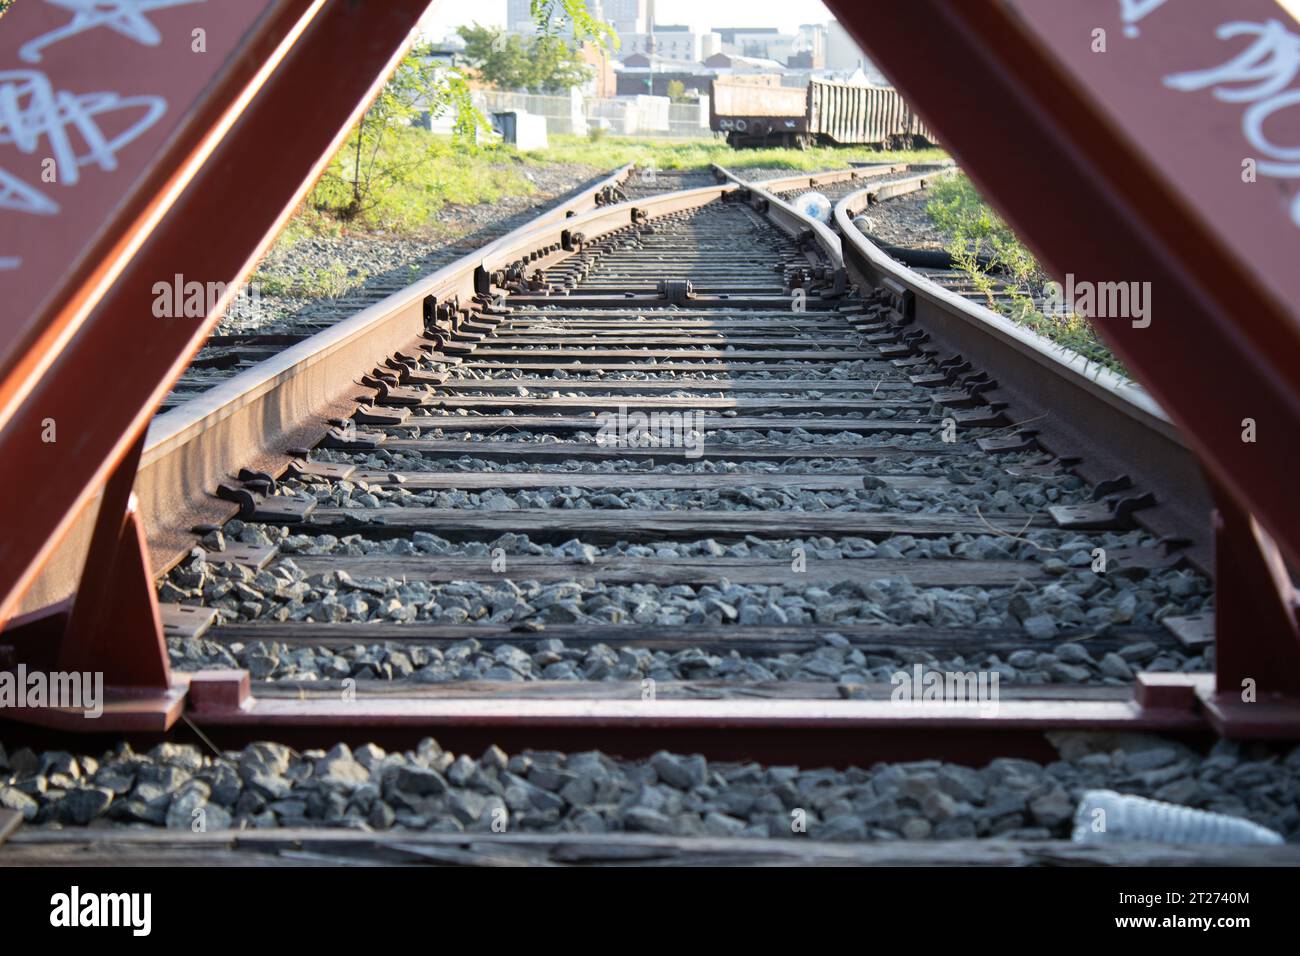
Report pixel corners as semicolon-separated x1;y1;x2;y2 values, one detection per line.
459;25;593;93
310;128;535;233
666;80;689;103
252;261;359;299
924;174;1123;375
285;0;609;236
0;0;12;17
275;206;344;248
312;41;485;222
531;0;619;49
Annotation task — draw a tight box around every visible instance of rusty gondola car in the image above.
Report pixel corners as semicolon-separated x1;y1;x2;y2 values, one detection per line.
710;76;936;149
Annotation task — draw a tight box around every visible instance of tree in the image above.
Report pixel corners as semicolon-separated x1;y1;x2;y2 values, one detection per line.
459;25;593;94
313;0;613;222
323;41;481;220
666;80;689;103
528;34;595;93
458;27;535;92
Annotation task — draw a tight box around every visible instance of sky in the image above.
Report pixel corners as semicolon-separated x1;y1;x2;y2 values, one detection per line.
420;0;838;41
419;0;1300;43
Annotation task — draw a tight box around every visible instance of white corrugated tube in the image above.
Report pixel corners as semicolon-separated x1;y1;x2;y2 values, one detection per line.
1071;789;1284;846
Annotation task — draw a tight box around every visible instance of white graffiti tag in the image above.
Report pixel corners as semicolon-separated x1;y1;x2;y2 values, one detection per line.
19;0;206;63
0;70;167;189
0;163;60;215
1164;19;1300;226
1118;0;1170;39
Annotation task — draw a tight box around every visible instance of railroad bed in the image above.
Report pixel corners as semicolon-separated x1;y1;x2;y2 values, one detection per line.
6;169;1294;864
159;164;934;410
165;195;1211;687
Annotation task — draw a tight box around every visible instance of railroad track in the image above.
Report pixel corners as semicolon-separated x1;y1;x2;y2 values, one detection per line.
164;169;1212;704
756;165;1069;320
7;163;1295;866
157;166;643;413
155;164;875;410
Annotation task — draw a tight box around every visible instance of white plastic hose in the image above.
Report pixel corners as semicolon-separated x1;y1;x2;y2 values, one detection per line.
1071;789;1284;846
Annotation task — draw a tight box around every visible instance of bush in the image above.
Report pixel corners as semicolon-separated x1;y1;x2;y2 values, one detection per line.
310;129;534;233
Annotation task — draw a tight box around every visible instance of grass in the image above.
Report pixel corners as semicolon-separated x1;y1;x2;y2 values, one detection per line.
309;127;538;235
252;262;360;300
924;174;1124;376
524;134;948;172
249;129;544;300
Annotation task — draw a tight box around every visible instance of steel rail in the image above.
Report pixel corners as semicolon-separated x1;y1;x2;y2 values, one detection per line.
725;164;907;194
0;0;435;632
478;184;737;283
717;161;1210;570
138;180;1236;751
0;173;1258;755
17;165;633;614
829;184;1212;572
821;0;1300;578
729;164;955;201
709;165;845;294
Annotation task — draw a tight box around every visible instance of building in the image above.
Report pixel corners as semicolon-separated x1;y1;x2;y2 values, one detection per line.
620;24;704;61
826;18;882;76
506;0;537;34
797;23;826;59
701;52;787;75
578;41;618;98
714;27;796;63
604;0;649;37
616;53;712;96
793;23;825;67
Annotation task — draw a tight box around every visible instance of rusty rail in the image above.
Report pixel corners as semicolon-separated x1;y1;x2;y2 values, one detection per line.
19;164;635;615
830;182;1213;572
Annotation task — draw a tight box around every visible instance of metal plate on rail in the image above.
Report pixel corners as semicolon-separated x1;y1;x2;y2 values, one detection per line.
159;603;217;641
285;460;357;482
1163;612;1215;649
251;496;317;524
204;544;277;571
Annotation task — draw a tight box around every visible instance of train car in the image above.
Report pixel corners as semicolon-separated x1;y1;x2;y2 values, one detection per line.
711;76;937;149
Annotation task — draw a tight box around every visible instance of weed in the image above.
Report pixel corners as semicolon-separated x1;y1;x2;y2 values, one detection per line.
925;175;1125;375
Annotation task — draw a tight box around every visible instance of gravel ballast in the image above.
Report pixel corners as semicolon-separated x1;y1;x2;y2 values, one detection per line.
4;735;1295;843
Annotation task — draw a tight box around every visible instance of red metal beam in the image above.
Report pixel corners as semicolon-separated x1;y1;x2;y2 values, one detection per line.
825;0;1300;572
1211;480;1300;695
0;0;434;628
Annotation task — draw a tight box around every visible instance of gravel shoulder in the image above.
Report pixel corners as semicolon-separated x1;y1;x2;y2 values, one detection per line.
4;734;1296;844
851;190;950;250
